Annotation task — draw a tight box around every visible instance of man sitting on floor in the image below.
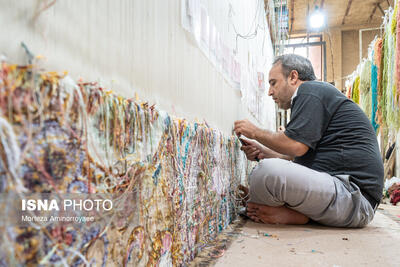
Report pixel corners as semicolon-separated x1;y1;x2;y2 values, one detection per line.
234;54;383;227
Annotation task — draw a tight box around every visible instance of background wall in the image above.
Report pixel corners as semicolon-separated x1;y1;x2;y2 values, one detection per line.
0;0;276;135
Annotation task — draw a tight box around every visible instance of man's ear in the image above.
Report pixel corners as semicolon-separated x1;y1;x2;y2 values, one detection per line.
289;70;299;84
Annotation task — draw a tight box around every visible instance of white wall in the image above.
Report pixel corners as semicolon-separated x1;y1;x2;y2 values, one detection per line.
0;0;276;134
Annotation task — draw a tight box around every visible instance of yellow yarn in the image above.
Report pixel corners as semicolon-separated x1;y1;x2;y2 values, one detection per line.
352;76;360;104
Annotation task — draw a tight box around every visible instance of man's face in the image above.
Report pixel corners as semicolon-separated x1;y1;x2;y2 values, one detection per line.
268;64;294;110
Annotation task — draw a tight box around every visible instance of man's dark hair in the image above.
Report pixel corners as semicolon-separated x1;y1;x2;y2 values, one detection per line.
273;54;316;81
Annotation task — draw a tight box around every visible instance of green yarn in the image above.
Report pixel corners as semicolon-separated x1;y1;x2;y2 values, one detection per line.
392;3;398;35
385;8;400;129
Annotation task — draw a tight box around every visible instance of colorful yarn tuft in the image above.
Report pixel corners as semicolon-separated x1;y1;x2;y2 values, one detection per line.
0;63;253;266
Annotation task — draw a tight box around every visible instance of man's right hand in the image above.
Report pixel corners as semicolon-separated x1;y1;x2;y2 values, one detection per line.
240;138;262;161
240;138;287;161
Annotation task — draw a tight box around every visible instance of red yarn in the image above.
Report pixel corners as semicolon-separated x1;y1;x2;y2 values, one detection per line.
390;189;400;205
389;182;400;205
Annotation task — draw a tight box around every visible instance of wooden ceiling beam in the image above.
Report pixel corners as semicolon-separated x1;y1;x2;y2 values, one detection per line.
342;0;354;25
290;23;381;35
377;3;385;15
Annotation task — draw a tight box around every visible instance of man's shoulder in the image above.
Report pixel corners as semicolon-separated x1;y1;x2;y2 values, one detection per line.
294;81;348;114
299;81;339;93
298;81;345;100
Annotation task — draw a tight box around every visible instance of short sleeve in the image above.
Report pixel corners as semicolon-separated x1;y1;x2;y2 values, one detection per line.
284;94;331;150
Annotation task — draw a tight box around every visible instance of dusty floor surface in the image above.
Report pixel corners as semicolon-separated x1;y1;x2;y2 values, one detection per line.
215;204;400;267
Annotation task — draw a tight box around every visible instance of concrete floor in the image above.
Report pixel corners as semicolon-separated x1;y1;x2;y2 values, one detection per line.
215;204;400;267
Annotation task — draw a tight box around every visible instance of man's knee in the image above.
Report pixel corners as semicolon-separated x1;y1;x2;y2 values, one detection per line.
248;159;288;204
249;158;289;185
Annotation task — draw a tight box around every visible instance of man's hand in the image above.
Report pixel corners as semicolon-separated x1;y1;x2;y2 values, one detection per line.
240;139;261;161
240;138;293;161
234;119;260;139
234;119;308;158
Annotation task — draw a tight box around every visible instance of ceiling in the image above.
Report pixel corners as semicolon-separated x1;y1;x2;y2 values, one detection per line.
288;0;394;33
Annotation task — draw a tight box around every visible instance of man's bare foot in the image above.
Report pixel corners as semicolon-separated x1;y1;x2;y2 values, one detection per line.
247;202;309;225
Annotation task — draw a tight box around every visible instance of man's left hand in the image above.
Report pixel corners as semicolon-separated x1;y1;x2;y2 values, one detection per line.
234;119;260;139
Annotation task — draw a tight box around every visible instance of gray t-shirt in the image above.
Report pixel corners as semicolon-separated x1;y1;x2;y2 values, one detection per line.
284;81;384;203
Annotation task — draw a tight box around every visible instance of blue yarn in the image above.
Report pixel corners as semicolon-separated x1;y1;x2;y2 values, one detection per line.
371;63;379;132
152;163;162;185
